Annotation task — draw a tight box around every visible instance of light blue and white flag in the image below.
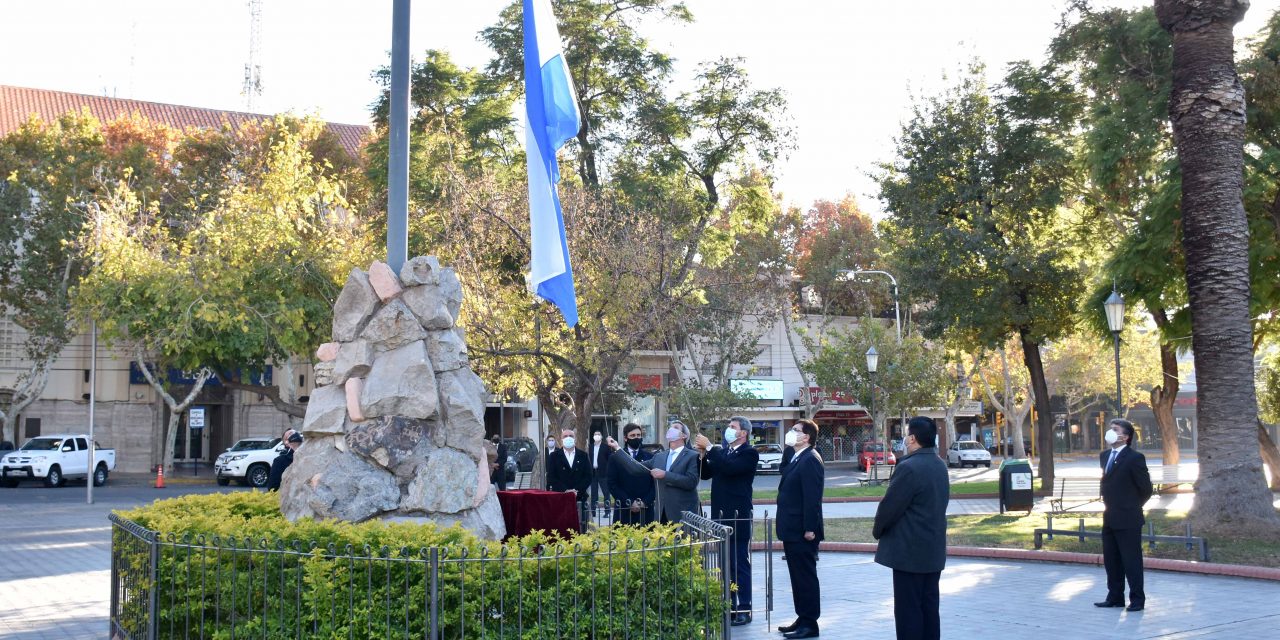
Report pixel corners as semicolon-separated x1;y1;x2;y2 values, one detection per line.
524;0;581;327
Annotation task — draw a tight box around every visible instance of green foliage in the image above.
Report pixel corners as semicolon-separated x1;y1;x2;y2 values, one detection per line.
114;492;725;639
664;381;757;432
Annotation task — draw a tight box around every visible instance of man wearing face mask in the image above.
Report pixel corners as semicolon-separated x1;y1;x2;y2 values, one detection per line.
546;429;591;530
607;421;701;523
608;423;655;525
1094;418;1153;612
695;416;759;626
873;416;949;640
775;419;824;639
587;430;612;517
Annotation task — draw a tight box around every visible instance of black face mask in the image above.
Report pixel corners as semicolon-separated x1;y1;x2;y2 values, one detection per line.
626;437;643;450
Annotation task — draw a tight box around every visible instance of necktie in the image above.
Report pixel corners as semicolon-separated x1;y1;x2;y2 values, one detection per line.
1106;450;1118;474
666;451;676;472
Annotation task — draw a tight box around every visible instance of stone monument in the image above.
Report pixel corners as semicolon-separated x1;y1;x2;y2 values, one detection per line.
279;256;506;539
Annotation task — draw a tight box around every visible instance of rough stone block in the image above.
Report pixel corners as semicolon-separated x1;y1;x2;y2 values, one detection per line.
332;269;380;342
333;339;375;384
315;342;340;362
401;284;455;330
360;299;428;351
399;255;442;286
401;447;478;514
300;384;347;436
345;416;437;481
384;492;506;540
279;436;401;523
436;368;486;457
425;329;467;372
360;341;438;419
345;378;366;422
367;261;404;302
439;268;464;323
313;361;335;387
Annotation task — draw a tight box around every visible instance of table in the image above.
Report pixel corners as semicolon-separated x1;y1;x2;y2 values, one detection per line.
496;489;581;540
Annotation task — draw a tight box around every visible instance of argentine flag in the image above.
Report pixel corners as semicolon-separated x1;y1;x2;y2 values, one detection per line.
525;0;581;327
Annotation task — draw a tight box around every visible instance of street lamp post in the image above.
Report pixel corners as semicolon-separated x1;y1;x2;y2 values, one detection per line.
866;346;879;479
1103;290;1125;416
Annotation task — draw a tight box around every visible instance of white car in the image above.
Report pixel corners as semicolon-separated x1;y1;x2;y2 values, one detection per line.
214;438;284;488
947;440;992;468
755;444;784;474
0;434;116;487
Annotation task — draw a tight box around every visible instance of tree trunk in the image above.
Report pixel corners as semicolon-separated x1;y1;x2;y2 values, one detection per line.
1150;308;1182;466
135;352;212;472
1258;419;1280;490
1020;329;1056;492
0;358;53;446
1157;0;1280;534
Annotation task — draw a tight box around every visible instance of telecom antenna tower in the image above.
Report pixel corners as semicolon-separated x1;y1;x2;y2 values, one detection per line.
242;0;263;110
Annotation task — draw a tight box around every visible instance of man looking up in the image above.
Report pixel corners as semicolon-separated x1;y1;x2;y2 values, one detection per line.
1093;418;1153;612
696;416;759;626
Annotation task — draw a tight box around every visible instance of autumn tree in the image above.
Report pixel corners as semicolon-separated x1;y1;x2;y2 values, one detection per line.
1156;0;1280;533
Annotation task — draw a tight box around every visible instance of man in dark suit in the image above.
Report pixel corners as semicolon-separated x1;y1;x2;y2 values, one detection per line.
776;419;824;639
1094;418;1153;612
490;434;509;491
608;423;655;525
546;429;591;530
267;429;302;491
873;416;950;640
695;416;759;626
587;430;612;516
607;421;701;524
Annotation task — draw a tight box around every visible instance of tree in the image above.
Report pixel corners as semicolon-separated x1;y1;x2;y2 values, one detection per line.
793;196;887;321
75;117;370;471
0;110;178;445
875;62;1083;489
802;319;949;442
1155;0;1280;533
977;343;1033;458
663;382;756;437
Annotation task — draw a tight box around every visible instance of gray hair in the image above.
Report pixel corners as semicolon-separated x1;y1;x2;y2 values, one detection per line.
728;416;752;432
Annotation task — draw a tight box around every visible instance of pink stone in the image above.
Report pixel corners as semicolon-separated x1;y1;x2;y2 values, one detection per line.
367;261;403;302
315;342;340;362
345;378;366;422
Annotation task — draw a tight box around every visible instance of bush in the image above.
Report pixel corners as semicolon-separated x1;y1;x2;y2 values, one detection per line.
113;492;726;639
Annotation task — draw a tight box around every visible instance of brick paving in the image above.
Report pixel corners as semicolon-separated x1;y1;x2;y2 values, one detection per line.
2;487;1278;639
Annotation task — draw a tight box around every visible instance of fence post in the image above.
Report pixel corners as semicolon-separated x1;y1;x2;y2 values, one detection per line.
719;527;732;639
429;547;440;640
109;526;119;638
147;532;160;640
765;512;773;621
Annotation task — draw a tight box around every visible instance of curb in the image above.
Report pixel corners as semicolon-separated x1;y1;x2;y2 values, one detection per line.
747;541;1280;582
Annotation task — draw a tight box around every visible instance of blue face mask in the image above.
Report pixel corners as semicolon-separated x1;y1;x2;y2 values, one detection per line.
724;427;738;443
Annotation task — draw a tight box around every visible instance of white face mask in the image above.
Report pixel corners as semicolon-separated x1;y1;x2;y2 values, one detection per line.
784;430;799;447
1105;429;1120;446
562;436;575;450
593;433;602;443
547;440;555;448
724;427;738;443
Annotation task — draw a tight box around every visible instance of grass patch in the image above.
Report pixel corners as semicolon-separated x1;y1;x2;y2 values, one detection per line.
803;510;1280;568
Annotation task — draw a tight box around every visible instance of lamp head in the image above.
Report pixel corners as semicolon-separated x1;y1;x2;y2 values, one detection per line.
1104;290;1125;333
865;345;879;373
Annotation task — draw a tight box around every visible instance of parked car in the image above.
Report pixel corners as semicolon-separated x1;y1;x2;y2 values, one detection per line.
858;441;896;471
0;434;116;487
214;438;283;488
947;440;993;468
502;437;538;473
988;438;1033;457
755;444;783;474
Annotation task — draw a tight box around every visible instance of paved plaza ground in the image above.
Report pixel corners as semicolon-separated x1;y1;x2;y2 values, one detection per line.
1;480;1277;639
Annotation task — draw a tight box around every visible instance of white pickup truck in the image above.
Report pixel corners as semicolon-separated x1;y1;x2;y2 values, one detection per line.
0;434;116;487
214;438;284;488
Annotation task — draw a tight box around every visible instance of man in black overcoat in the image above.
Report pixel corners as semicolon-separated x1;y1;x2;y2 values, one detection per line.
696;416;760;626
1094;418;1153;612
608;423;655;525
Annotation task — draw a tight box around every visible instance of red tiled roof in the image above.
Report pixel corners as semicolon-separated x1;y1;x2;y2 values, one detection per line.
0;85;370;158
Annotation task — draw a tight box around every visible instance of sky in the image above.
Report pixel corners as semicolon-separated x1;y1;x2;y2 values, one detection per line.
2;0;1278;213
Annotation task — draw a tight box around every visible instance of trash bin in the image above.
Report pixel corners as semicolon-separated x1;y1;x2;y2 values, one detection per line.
999;458;1034;513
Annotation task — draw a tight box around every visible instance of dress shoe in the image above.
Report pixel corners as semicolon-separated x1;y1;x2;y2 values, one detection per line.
783;627;820;639
1126;604;1144;612
731;612;752;626
1093;601;1124;608
778;619;801;633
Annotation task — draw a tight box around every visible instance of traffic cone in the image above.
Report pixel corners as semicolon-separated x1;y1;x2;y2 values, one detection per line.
155;465;165;489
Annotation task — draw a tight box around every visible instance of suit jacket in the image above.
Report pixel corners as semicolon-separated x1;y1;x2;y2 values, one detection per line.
873;446;949;574
700;442;759;520
588;442;612;478
608;446;655;523
547;447;591;498
614;445;701;522
1099;446;1153;529
776;447;824;542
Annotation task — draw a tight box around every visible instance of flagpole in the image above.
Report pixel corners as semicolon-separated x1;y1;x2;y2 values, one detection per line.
386;0;410;273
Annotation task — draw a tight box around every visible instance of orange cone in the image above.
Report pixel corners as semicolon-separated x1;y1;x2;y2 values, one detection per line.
155;465;166;489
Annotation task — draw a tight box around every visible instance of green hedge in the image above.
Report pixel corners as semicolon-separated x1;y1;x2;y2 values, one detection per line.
113;492;725;639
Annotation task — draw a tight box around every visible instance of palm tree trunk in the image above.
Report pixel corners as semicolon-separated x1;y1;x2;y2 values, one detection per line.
1156;0;1280;534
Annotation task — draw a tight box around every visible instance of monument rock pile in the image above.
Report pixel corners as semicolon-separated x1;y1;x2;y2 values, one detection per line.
279;257;506;539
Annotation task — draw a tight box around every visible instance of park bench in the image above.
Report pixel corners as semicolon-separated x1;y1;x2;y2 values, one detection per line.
1049;476;1102;514
1154;465;1196;494
512;471;534;489
1034;514;1209;562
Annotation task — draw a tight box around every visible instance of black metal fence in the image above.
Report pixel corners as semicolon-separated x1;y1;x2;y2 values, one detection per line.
109;511;733;640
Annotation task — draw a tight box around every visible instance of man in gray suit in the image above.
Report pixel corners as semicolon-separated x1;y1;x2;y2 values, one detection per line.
607;421;701;523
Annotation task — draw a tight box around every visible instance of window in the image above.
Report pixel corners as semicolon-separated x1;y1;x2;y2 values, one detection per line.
76;438;89;450
24;418;40;438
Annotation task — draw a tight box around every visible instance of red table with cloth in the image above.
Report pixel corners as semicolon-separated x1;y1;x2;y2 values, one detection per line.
496;490;581;540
